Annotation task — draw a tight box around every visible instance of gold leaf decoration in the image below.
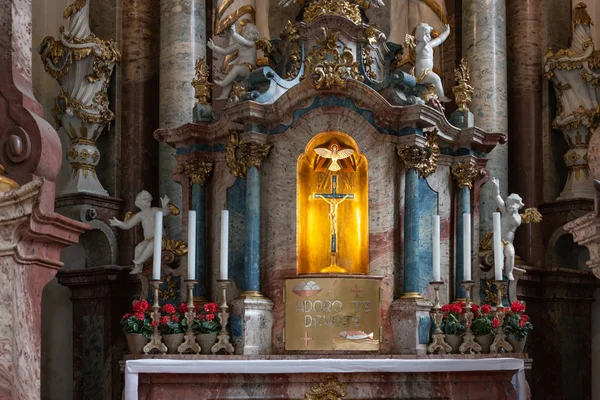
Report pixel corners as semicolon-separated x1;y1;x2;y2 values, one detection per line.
396;130;440;178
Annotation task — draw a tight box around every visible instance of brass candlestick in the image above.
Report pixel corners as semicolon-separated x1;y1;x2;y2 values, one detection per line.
178;280;201;354
459;280;482;354
427;281;452;354
490;280;513;353
211;279;235;354
143;280;168;354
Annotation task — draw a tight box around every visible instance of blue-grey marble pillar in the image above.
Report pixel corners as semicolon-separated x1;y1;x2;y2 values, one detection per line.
462;0;508;239
403;168;421;296
244;166;261;293
159;0;206;240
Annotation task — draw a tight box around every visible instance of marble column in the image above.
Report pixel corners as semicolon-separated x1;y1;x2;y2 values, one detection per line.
120;0;161;265
240;141;271;296
462;0;508;239
160;0;206;240
451;162;478;300
507;0;543;266
184;159;213;299
402;168;422;297
0;3;87;399
230;135;274;355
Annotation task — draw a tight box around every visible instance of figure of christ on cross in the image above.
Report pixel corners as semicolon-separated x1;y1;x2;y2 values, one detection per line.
313;174;354;273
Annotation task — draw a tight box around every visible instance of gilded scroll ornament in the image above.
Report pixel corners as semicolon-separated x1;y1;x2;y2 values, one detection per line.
192;57;212;105
303;0;362;25
451;162;478;189
162;238;188;256
226;132;272;176
0;164;18;193
304;27;364;90
183;160;214;185
452;58;474;112
396;130;440;178
282;21;302;79
305;375;347;400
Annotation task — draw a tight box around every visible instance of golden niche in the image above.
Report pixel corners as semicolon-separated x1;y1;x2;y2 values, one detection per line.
297;131;369;275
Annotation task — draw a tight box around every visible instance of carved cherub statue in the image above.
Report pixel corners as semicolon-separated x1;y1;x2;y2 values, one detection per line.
491;177;525;281
109;190;170;274
207;23;259;100
414;22;451;102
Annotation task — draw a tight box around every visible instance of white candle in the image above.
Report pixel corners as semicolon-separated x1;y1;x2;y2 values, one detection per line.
220;210;229;280
463;213;472;281
152;211;163;280
493;212;503;281
187;211;197;280
432;215;441;282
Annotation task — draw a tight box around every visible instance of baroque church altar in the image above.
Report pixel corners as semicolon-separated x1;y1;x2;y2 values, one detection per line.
5;0;600;399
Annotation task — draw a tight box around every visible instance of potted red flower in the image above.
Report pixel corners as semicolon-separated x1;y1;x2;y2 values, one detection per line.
439;303;466;353
120;299;152;354
192;302;222;354
503;300;533;353
159;303;185;353
470;304;495;353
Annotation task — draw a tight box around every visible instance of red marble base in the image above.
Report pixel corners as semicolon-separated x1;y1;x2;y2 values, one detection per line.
138;370;517;399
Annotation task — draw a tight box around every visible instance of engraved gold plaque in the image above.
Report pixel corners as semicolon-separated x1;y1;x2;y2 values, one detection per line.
285;276;381;351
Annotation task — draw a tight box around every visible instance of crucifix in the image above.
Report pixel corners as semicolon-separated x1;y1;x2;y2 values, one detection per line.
313;174;354;273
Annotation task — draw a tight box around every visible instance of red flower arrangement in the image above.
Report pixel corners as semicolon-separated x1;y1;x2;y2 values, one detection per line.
503;300;533;341
439;303;466;335
158;303;184;334
192;302;221;334
121;300;153;338
471;303;496;336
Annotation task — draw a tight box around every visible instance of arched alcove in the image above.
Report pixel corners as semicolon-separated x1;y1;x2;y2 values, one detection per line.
297;131;369;275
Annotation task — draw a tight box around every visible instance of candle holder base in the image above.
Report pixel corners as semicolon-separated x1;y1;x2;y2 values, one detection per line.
427;311;452;354
212;279;235;355
144;280;167;355
490;280;512;353
178;280;201;354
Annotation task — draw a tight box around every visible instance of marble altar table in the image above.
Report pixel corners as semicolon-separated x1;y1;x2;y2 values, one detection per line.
123;356;528;399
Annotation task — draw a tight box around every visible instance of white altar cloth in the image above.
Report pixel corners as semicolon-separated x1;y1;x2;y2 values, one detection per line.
124;358;527;400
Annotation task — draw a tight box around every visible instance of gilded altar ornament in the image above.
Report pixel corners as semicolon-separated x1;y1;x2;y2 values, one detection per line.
451;162;478;189
483;279;507;304
427;281;452;354
490;280;513;354
211;280;235;354
452;58;474;112
361;25;383;81
282;21;302;79
226;132;247;177
226;132;272;176
39;0;120;196
144;280;168;354
183;160;213;185
304;27;363;90
396;130;440;178
162;237;188;256
314;144;354;172
305;375;347;400
459;281;482;354
0;164;18;192
192;57;212;105
178;280;201;354
158;274;178;301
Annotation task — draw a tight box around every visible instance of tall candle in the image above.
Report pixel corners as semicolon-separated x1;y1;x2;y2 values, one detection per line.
220;210;229;280
492;212;503;281
152;211;163;280
432;215;441;282
463;213;472;281
187;210;197;280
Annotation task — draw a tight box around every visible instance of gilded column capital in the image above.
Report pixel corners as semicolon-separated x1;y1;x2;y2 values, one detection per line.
451;162;479;189
226;132;272;177
183;160;213;185
396;130;439;178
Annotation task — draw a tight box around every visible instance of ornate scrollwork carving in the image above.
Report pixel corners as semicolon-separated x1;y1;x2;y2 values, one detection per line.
396;130;440;178
192;57;212;105
303;0;362;25
452;58;474;112
183;159;213;185
305;375;347;400
451;162;478;189
226;132;272;177
282;21;302;80
304;27;364;90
